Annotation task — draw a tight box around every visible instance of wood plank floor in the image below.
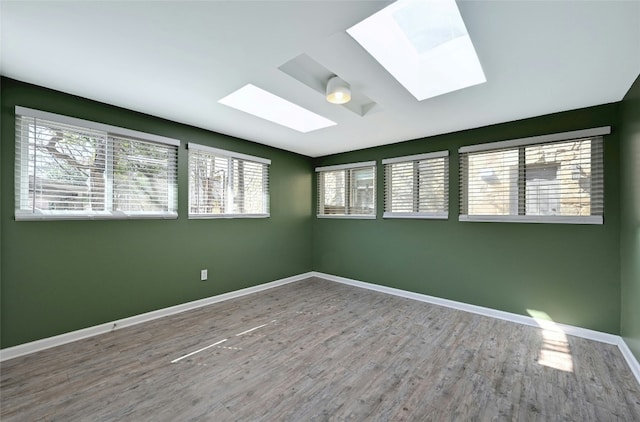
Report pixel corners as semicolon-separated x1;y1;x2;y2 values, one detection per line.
1;277;639;421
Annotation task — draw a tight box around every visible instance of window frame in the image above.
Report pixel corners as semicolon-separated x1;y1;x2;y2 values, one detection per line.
382;150;449;219
14;106;179;221
316;161;376;219
187;143;270;219
458;126;609;224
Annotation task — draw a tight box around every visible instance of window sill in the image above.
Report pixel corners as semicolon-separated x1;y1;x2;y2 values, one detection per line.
383;212;448;220
188;213;270;219
317;214;376;219
459;215;603;225
15;211;178;221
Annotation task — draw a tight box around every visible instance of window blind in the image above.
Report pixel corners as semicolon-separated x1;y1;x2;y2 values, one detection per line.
459;127;608;224
383;151;449;219
188;143;270;218
316;162;376;218
15;107;179;220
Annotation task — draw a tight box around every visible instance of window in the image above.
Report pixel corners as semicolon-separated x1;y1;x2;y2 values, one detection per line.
459;127;609;224
316;161;376;218
188;143;270;218
347;0;485;101
383;151;449;219
15;106;179;220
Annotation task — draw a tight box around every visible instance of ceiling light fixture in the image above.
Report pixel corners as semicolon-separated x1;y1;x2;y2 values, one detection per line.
326;76;351;104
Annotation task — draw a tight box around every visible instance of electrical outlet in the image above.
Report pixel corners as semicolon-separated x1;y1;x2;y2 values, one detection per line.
200;269;208;281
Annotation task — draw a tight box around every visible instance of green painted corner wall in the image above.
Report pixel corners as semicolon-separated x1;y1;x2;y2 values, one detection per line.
1;75;634;351
312;104;622;334
0;77;314;348
620;74;640;361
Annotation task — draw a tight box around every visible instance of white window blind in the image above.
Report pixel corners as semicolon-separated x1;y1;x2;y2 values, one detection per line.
383;151;449;219
316;161;376;218
459;127;608;224
15;106;179;220
188;143;270;218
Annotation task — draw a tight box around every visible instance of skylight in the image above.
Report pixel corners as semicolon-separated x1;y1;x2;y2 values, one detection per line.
347;0;486;101
218;84;336;133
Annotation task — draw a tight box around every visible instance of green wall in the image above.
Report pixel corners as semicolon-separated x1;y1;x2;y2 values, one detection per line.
620;74;640;360
0;77;314;348
1;75;633;350
313;104;621;334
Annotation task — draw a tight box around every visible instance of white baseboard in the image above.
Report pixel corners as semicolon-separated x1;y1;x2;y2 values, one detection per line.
0;272;313;362
618;338;640;385
311;271;640;387
3;270;639;388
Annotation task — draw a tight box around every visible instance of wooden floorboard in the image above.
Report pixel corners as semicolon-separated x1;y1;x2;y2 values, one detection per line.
1;277;639;421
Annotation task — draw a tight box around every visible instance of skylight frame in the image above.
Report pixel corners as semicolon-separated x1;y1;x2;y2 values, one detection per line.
218;84;336;133
347;0;486;101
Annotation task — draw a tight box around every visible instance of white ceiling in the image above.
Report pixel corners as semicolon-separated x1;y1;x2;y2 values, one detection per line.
2;1;639;158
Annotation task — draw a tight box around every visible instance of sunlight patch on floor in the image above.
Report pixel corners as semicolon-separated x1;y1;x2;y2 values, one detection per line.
527;309;574;372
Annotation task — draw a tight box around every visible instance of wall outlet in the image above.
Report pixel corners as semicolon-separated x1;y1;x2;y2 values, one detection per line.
200;269;208;281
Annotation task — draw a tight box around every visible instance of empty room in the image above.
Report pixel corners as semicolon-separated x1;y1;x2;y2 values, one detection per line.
1;0;639;420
